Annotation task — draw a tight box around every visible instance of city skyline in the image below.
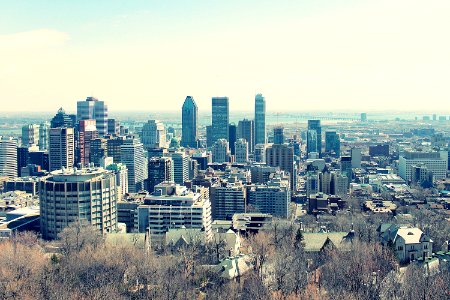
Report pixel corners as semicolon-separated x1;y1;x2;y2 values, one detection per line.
2;0;450;112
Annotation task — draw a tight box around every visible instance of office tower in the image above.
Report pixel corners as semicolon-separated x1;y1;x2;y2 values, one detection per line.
319;169;332;195
325;131;340;157
273;127;285;144
0;139;18;179
206;125;213;147
89;138;108;166
211;177;246;220
39;167;117;239
306;171;320;197
107;136;126;163
237;119;254;152
266;144;295;190
247;173;290;218
306;130;318;154
192;151;211;170
211;97;229;143
17;147;29;177
228;124;237;155
49;128;75;171
254;93;266;145
22;124;40;147
106;163;129;197
28;150;49;171
136;182;212;243
120;139;146;193
369;144;389;157
351;148;362;169
181;96;198;148
50;108;74;128
331;172;349;196
340;156;352;181
249;165;279;184
77;97;108;136
254;144;266;163
107;119;120;135
398;151;447;181
235;139;249;163
77;120;98;166
39;122;49;150
147;147;168;158
170;152;189;185
361;113;367;122
141;120;167;150
146;157;173;192
189;158;198;180
212;139;230;163
307;120;322;155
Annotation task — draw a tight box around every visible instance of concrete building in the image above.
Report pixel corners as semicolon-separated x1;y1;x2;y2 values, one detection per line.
89;138;108;166
235;139;248;163
210;176;246;220
340;156;352;182
136;182;212;243
181;96;198;148
254;144;266;163
77;96;108;136
77;120;98;166
351;148;362;169
170;152;189;185
0;139;17;179
106;163;129;197
39;167;117;239
398;150;447;181
211;97;229;143
273;127;284;145
266;144;295;191
146;157;173;192
49;128;75;172
212;139;230;163
237;119;254;152
120;139;146;193
254;93;266;145
22;124;40;147
107;118;120;135
141;120;167;150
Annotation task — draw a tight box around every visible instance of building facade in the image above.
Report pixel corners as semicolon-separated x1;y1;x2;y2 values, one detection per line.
181;96;198;148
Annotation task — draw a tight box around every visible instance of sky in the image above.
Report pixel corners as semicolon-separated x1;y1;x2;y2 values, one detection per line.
1;0;450;113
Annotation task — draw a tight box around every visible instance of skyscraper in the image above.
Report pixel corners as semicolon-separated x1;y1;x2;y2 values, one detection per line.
170;152;189;185
351;148;362;169
228;124;237;155
237;119;254;152
49;127;75;171
39;122;50;151
0;139;18;179
141;120;167;150
266;144;295;191
211;97;229;143
306;130;318;154
235;138;249;163
307;120;322;155
22;124;40;147
77;97;108;136
120;139;146;193
146;157;173;192
254;93;266;145
77;120;98;166
50;108;75;128
181;96;198;148
273;127;285;144
325;131;340;157
212;139;230;163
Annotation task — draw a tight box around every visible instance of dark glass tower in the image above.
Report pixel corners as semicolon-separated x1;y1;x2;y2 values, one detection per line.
307;120;322;155
254;94;266;145
181;96;198;148
325;131;340;157
212;97;229;143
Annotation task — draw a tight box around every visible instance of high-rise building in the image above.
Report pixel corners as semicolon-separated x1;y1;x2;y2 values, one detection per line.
307;120;322;155
228;124;237;155
17;146;29;177
170;152;189;185
235;138;248;163
181;96;198;148
237;119;254;152
351;148;362;169
120;139;146;193
106;163;129;197
39;167;117;239
247;173;290;218
211;176;246;220
0;139;18;179
50;108;75;128
107;119;120;135
266;144;295;191
206;125;213;148
136;182;212;243
254;144;266;163
212;139;230;163
28;150;49;171
398;151;447;181
89;138;108;166
211;97;229;143
39;122;50;151
306;130;318;154
273;127;285;145
146;157;173;192
77;97;108;136
306;171;320;197
331;172;349;196
22;124;40;147
325;131;340;157
141;120;167;150
77;120;98;166
340;156;352;182
107;136;126;163
49;128;75;171
254;93;266;145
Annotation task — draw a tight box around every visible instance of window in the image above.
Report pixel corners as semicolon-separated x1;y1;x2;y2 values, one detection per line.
397;246;403;251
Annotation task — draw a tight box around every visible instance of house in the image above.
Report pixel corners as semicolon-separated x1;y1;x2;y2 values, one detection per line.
378;224;433;264
302;230;354;253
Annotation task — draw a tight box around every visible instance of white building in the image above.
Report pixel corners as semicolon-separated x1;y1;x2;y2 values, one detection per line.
141;120;167;150
49;128;75;172
106;163;129;198
0;139;17;179
398;151;447;181
22;124;40;147
120;139;146;193
235;139;248;163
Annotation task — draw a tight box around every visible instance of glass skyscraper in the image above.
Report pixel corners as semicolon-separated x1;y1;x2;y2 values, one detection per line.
181;96;198;148
307;120;322;155
211;97;229;143
254;93;266;145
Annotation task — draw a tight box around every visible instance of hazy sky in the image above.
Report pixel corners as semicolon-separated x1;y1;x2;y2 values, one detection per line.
1;0;450;113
